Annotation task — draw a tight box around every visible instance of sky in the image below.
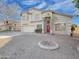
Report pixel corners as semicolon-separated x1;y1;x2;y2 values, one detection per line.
0;0;79;25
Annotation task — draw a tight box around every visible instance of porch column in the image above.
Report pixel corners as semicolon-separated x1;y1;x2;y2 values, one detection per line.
42;17;45;34
50;17;53;34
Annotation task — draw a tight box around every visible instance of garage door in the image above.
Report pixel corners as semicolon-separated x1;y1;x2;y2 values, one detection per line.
22;25;35;32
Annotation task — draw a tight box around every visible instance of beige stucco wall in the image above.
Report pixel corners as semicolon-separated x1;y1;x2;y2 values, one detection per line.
41;12;72;35
21;8;72;35
52;13;72;35
21;9;42;32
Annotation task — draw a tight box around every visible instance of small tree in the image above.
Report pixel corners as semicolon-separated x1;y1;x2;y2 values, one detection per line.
70;25;75;36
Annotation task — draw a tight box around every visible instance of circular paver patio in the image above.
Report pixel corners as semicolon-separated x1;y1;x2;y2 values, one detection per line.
38;40;59;50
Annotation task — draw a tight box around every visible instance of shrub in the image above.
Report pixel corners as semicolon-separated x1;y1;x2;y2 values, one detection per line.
35;28;42;33
71;25;75;32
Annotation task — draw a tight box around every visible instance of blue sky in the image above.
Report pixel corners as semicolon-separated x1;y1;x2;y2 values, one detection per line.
0;0;79;25
72;16;79;25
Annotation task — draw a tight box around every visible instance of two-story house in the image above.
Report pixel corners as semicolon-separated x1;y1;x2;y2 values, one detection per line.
21;8;72;35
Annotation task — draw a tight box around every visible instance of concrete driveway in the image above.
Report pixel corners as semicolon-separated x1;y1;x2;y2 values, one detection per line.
0;33;79;59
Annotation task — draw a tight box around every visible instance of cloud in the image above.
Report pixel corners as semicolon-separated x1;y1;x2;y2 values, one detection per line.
0;0;79;25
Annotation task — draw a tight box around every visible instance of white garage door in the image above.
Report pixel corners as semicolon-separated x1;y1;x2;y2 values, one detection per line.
22;25;35;32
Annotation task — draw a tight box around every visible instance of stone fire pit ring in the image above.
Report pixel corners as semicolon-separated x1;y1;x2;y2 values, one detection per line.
38;40;59;50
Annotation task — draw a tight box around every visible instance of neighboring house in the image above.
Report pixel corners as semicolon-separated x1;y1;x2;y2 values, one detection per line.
0;20;21;31
73;26;79;37
21;8;72;35
0;20;6;31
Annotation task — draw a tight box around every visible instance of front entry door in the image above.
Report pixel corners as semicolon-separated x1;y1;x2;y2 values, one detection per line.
44;17;50;33
46;20;50;33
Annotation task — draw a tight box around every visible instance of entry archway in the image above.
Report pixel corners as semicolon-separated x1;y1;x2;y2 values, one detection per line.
44;17;51;33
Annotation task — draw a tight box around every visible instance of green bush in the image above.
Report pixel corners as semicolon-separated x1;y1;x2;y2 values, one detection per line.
71;26;75;32
35;28;42;33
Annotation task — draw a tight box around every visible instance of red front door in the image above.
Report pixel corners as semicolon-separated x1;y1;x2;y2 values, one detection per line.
44;17;50;33
46;24;50;33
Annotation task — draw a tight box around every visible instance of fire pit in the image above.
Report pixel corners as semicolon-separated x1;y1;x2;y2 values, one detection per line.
38;40;59;50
